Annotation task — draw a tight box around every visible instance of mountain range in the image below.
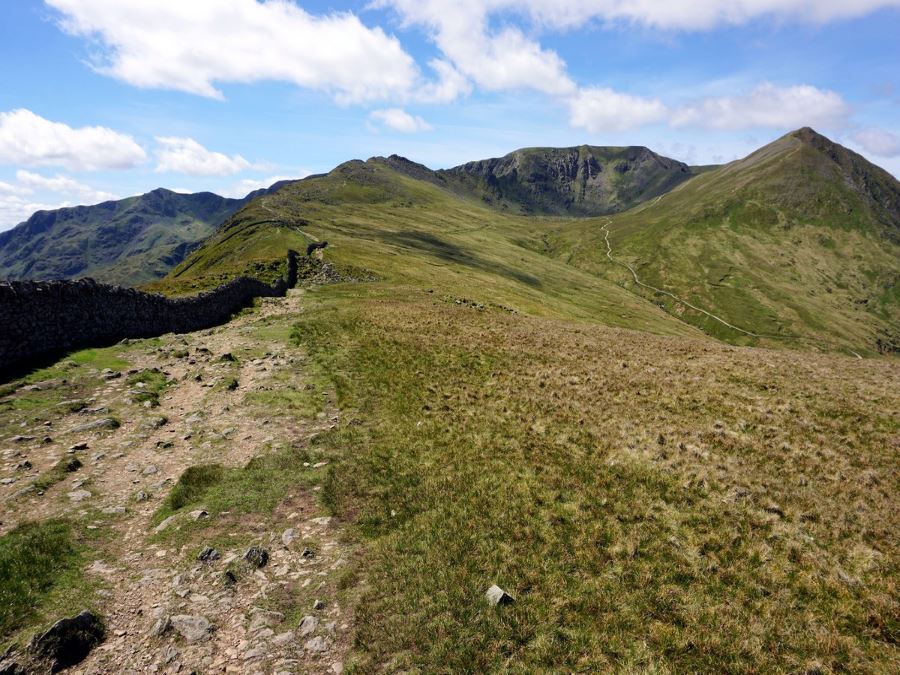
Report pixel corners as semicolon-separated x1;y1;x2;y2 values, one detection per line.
0;145;697;285
2;128;898;354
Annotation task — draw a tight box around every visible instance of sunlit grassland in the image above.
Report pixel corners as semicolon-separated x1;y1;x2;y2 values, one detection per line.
290;283;898;673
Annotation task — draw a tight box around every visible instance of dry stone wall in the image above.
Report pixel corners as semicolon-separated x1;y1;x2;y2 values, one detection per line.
0;251;298;376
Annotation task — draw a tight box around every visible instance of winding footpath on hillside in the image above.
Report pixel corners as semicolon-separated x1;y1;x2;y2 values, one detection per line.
599;218;761;338
599;218;867;359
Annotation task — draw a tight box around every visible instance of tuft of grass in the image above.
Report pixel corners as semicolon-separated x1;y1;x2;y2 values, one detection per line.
126;368;169;407
0;520;85;641
33;457;82;492
159;464;226;515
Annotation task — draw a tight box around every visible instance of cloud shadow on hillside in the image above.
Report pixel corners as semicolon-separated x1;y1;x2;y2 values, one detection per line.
380;230;542;288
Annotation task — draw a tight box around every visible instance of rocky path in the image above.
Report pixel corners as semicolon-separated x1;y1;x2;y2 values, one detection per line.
1;290;352;674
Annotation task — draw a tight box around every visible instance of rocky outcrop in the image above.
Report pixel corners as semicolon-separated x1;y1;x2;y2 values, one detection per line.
0;251;298;377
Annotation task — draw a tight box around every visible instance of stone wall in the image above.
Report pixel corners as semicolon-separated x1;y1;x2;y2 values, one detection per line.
0;251;298;377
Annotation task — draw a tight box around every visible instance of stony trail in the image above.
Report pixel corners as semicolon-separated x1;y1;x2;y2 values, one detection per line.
1;289;351;674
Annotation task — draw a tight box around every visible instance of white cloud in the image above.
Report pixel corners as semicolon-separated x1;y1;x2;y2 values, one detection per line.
370;108;434;133
155;137;255;176
0;180;29;196
416;59;472;104
850;127;900;157
46;0;420;103
671;83;851;130
0;108;146;171
568;87;668;133
381;1;900;33
15;169;117;202
374;1;574;98
0;195;74;231
221;172;311;198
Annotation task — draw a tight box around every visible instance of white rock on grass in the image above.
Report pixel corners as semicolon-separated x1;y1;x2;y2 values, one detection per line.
485;584;514;607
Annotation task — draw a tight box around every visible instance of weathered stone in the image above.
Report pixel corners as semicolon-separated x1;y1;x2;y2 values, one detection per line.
29;610;105;672
69;442;89;451
197;547;220;562
303;636;329;653
298;616;318;637
149;616;171;637
189;509;208;521
485;584;514;607
69;418;119;434
67;489;91;502
154;515;176;533
272;631;294;646
281;528;298;547
170;615;212;642
244;546;269;568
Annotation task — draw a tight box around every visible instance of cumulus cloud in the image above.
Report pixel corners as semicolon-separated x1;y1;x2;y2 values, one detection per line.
45;0;420;103
370;108;434;133
671;83;851;130
0;108;146;171
155;137;255;176
850;127;900;157
16;170;117;202
568;88;668;133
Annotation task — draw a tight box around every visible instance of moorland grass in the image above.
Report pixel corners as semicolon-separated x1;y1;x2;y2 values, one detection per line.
0;520;86;641
290;285;899;673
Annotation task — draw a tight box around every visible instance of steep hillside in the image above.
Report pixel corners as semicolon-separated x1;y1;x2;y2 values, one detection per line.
440;145;697;215
0;186;287;286
547;128;900;355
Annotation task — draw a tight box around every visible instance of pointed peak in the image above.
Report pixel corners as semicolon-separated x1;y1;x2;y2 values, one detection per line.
790;126;831;146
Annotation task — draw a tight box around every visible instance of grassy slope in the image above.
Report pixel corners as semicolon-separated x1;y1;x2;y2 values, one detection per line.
292;283;899;673
154;159;702;338
546;130;900;355
142;151;900;672
4;143;898;670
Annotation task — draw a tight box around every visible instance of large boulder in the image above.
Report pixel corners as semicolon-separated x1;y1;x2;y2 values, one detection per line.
29;610;105;672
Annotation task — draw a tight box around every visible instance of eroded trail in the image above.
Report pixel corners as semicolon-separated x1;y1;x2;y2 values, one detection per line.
1;290;351;674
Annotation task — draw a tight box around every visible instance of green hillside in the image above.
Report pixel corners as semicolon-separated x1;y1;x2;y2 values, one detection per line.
156;157;703;338
545;128;900;355
0;187;281;286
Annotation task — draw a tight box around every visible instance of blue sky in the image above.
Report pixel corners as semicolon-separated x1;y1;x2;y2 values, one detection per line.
0;0;899;229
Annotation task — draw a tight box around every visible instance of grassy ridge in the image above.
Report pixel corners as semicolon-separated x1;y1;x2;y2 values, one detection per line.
155;158;701;339
548;129;900;354
290;284;898;672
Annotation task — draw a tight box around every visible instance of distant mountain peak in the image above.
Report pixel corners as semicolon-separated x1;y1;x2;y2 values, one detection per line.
441;144;694;216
